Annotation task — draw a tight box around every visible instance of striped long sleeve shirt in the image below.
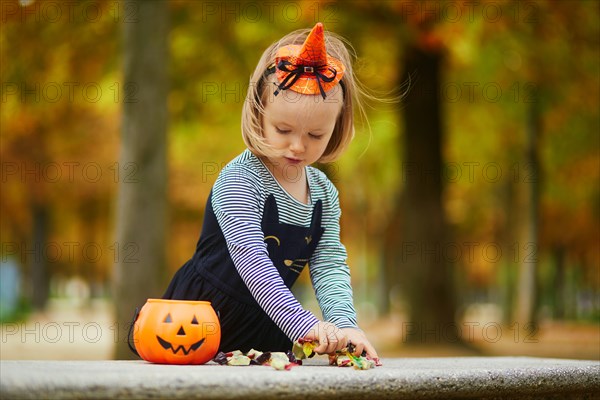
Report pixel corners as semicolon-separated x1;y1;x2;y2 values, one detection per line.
211;149;358;341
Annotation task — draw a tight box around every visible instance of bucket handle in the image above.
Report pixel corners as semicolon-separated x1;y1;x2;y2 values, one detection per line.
127;307;140;357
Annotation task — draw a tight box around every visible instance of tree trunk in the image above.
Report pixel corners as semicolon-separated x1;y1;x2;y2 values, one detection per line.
500;178;517;324
30;203;49;310
113;0;169;359
552;246;566;319
515;95;541;327
381;205;402;316
399;45;456;344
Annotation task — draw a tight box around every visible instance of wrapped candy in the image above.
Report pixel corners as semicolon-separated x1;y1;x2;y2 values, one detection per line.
294;339;377;370
211;338;379;370
227;354;251;366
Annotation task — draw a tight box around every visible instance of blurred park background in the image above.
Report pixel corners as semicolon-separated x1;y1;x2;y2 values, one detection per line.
1;0;598;361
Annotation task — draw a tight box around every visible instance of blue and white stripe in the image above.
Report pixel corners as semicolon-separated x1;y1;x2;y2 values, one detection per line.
211;149;358;341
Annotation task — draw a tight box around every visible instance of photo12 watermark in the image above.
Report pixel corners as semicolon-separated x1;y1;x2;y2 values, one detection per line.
394;1;538;25
199;160;341;184
402;162;537;185
1;82;139;104
1;320;220;346
1;162;139;184
1;1;138;24
1;241;140;265
401;321;539;344
400;241;538;264
200;1;339;24
408;81;538;105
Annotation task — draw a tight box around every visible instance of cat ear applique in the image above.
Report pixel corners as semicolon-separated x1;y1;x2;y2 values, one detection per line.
308;200;325;246
262;194;280;225
310;200;323;230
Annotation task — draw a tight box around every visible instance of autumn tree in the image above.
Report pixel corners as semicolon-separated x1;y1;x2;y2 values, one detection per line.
114;0;169;359
397;14;458;344
1;0;120;310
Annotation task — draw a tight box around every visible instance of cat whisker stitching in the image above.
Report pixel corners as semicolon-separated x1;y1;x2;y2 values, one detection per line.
284;258;308;266
284;259;309;274
289;265;304;274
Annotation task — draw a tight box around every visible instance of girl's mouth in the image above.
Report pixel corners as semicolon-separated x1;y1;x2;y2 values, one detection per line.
285;157;302;165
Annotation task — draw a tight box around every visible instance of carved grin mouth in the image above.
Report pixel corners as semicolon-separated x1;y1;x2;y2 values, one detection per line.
156;335;205;355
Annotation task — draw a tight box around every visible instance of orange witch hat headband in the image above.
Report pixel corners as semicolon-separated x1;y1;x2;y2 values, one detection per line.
268;22;346;99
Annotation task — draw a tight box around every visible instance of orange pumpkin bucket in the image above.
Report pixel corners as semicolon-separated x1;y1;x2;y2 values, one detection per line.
129;299;221;365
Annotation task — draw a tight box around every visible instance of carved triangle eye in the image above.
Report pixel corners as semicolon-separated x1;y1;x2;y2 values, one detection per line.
191;315;199;325
163;313;173;323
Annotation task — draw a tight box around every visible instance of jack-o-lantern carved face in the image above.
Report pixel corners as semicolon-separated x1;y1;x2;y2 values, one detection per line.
134;299;221;365
156;312;206;355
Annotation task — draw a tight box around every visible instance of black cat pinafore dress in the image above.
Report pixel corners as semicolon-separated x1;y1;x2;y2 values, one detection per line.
163;190;324;353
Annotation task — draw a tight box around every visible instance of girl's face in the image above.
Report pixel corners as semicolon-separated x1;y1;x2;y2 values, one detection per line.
261;85;343;182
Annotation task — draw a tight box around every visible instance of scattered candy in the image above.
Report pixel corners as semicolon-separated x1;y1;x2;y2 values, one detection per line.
295;339;377;370
292;339;316;361
228;354;251;366
211;339;380;370
255;351;271;365
246;348;262;360
212;351;228;365
270;357;288;370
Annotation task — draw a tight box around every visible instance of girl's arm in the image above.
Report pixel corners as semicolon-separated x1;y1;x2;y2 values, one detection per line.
308;174;380;361
212;164;319;341
308;178;358;330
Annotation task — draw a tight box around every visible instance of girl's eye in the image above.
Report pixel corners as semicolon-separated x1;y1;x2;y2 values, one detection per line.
275;127;290;134
309;133;323;139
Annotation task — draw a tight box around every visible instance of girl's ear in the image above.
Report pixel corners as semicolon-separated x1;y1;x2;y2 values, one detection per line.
262;194;280;225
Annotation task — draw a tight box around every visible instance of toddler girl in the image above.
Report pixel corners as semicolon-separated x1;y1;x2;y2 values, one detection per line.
163;22;379;362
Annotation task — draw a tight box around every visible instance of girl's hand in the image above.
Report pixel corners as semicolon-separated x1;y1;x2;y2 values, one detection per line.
304;321;348;354
339;327;380;363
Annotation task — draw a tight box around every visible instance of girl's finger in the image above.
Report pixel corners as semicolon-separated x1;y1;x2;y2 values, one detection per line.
325;333;338;353
315;331;328;353
353;342;365;357
364;342;379;360
339;336;348;351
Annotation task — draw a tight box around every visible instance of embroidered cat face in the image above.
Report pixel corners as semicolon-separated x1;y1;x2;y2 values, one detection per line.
261;194;325;288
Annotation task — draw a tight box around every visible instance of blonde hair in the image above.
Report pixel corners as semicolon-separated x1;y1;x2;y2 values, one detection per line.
242;27;368;163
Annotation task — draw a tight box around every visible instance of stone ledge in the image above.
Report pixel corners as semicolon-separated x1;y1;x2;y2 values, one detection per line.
1;357;598;399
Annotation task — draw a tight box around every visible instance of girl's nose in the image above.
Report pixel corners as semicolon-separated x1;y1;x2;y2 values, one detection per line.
289;135;305;153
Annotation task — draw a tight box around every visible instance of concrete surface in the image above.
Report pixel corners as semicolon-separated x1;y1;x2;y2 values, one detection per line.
1;357;599;399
